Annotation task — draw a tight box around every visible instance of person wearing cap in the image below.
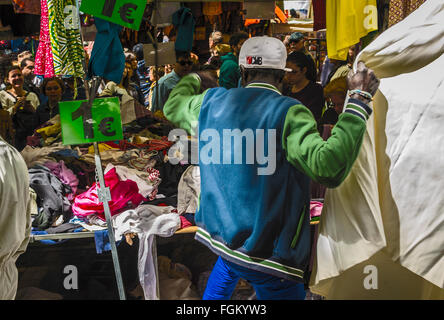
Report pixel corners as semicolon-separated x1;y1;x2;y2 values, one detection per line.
163;36;380;300
133;43;152;107
286;32;318;83
218;32;249;89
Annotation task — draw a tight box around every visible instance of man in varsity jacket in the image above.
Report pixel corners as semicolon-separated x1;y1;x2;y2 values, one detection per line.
163;36;380;300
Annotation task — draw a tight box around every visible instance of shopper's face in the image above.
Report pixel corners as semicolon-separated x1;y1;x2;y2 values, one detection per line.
8;69;24;88
285;62;306;84
289;39;304;52
21;60;35;78
175;57;193;77
45;80;63;102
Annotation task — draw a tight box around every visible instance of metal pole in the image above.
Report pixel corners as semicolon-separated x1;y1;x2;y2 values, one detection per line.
75;0;126;300
94;139;126;300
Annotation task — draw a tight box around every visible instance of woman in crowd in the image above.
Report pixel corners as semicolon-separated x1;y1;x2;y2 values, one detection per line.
35;77;65;127
0;66;39;150
147;66;165;112
284;51;325;123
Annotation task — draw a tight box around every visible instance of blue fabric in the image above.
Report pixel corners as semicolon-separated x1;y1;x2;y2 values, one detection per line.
172;7;195;52
94;229;123;254
51;149;80;159
195;86;312;281
87;18;125;83
203;257;306;300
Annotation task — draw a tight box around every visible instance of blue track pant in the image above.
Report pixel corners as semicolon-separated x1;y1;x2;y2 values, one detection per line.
203;256;306;300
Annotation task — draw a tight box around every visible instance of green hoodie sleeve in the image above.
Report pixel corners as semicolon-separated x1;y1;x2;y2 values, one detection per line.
282;100;370;188
163;73;206;135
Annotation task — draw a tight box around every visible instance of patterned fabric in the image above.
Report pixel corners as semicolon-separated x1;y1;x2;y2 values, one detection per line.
47;0;85;77
388;0;427;27
34;0;55;78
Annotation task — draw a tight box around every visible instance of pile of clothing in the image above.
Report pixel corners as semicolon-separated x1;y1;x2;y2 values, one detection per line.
21;109;199;234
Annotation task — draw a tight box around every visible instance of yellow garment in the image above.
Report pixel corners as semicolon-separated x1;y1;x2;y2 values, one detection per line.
87;143;119;154
36;123;61;139
310;0;444;299
326;0;378;60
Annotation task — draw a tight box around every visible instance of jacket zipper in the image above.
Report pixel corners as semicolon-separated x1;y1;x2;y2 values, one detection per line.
291;205;306;249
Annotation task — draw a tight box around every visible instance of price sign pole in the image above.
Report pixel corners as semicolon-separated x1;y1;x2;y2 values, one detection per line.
72;0;127;300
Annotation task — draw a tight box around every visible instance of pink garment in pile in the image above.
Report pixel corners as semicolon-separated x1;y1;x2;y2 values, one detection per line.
34;0;55;77
44;160;79;201
72;167;147;221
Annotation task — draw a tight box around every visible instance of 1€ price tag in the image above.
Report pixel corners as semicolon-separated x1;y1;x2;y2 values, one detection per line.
80;0;147;30
59;97;123;145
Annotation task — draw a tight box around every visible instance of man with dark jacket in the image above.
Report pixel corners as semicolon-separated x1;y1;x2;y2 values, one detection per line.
218;32;249;89
164;36;379;300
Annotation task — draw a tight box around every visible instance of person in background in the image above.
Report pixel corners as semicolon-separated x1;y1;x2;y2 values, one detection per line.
208;30;223;62
0;134;32;300
147;66;165;112
286;32;317;82
0;66;39;150
124;51;144;106
132;43;152;108
164;64;173;75
150;51;193;113
218;32;249;89
17;50;32;65
319;76;349;132
163;36;380;300
284;51;325;123
20;58;41;101
61;76;86;101
34;77;65;127
324;44;359;86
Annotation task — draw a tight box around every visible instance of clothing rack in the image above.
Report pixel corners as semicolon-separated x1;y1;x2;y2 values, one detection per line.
29;226;199;243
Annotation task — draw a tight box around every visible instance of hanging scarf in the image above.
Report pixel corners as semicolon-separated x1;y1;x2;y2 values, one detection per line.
47;0;85;78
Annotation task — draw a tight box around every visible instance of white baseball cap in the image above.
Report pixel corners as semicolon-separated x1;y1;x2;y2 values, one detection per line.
239;36;291;72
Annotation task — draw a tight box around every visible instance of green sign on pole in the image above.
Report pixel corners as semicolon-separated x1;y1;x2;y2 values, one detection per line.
80;0;147;30
59;97;123;145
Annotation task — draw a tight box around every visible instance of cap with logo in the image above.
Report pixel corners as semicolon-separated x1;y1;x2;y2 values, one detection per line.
239;36;291;72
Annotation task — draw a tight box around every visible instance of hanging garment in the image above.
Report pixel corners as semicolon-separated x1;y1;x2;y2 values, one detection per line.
172;7;195;52
88;18;124;84
0;136;32;300
310;0;444;299
326;0;378;61
388;0;427;27
34;0;55;80
113;205;181;300
313;0;326;31
47;0;84;77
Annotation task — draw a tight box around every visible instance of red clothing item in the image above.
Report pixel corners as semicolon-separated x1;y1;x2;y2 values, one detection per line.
72;167;146;220
313;0;326;31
